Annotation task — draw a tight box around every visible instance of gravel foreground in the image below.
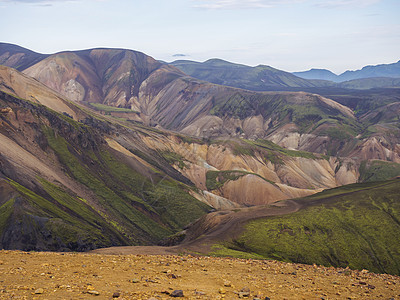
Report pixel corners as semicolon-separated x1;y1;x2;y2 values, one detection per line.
0;250;399;299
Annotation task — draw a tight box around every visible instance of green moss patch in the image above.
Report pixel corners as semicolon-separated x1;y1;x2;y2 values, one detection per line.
0;198;15;236
219;179;400;275
206;170;276;191
90;103;135;112
359;160;400;182
160;150;187;169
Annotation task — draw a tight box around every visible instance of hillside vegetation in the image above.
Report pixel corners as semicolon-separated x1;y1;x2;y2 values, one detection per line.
212;178;400;275
0;89;210;251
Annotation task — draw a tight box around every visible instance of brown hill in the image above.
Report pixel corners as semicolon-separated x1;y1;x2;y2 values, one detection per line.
23;48;180;106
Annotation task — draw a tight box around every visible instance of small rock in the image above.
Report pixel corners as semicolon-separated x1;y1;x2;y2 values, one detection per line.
34;288;44;294
219;288;226;294
223;280;232;287
129;279;140;283
112;292;121;298
87;290;100;295
367;284;375;289
239;287;250;298
195;291;206;296
359;281;367;285
168;273;178;279
170;289;184;297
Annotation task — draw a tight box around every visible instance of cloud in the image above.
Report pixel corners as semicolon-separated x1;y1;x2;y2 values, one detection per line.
193;0;305;9
0;0;79;4
314;0;382;8
172;54;189;57
193;0;382;9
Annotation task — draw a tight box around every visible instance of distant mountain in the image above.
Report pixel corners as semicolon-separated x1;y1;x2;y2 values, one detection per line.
172;59;400;90
339;60;400;81
0;42;48;70
338;77;400;89
294;60;400;82
171;59;331;90
292;68;339;82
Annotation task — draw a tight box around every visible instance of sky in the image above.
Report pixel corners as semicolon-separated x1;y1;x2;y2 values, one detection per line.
0;0;399;74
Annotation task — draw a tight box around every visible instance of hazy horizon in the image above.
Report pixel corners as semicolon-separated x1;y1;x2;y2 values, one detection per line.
0;0;399;74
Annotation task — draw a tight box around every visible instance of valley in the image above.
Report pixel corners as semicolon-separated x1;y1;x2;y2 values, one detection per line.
1;42;400;285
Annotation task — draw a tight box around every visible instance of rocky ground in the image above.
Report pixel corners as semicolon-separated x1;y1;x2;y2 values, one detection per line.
0;250;399;299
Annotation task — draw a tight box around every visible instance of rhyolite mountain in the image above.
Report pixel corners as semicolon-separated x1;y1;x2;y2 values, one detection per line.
1;43;400;164
0;65;366;251
3;42;399;162
0;65;210;251
1;43;400;262
1;65;398;252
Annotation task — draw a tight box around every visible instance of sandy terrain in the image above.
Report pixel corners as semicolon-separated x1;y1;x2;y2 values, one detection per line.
0;250;398;300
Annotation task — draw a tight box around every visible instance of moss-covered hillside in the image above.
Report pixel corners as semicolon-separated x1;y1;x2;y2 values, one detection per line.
213;178;400;275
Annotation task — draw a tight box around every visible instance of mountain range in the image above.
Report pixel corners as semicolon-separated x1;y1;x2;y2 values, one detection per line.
1;42;400;274
171;58;400;90
293;60;400;82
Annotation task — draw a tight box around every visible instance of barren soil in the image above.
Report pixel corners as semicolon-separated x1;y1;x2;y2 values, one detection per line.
0;250;399;300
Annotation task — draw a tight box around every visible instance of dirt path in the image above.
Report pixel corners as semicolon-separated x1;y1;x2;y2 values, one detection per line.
0;250;398;299
92;200;301;256
181;200;302;253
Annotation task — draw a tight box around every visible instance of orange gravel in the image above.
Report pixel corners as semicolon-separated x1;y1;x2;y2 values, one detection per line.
0;250;399;299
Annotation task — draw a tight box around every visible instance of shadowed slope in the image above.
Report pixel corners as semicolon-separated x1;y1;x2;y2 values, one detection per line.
0;77;210;251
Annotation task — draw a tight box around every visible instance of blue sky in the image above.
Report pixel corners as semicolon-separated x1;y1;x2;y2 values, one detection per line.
0;0;399;74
